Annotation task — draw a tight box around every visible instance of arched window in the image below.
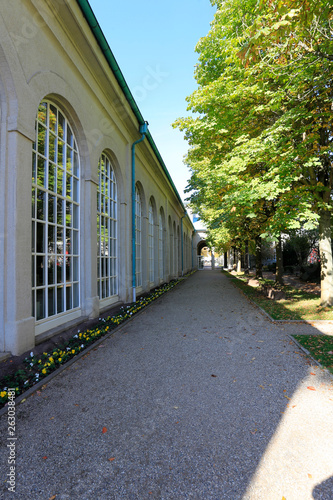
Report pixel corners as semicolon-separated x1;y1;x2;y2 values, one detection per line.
158;210;164;280
97;153;117;299
148;199;154;283
173;221;177;276
169;217;173;277
135;186;142;287
32;101;80;321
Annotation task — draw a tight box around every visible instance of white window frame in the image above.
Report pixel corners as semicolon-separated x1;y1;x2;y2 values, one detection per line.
148;200;154;283
159;212;163;281
32;101;80;333
97;153;118;302
135;186;142;288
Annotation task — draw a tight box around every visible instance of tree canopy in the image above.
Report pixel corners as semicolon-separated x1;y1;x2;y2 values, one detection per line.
174;0;333;305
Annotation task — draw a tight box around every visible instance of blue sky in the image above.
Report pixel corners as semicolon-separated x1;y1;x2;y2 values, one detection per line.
88;0;216;201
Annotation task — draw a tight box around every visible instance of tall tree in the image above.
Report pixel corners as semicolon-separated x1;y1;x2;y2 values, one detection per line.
175;0;333;305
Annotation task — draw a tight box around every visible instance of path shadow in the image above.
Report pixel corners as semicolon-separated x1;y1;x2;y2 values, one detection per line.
313;476;333;499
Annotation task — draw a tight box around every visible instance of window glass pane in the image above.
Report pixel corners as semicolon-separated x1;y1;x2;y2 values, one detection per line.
38;102;47;125
32;151;37;184
66;256;71;282
73;152;79;177
73;283;79;308
32;189;36;219
73;230;79;255
48;195;55;223
57;286;64;314
57;168;63;196
57;198;64;226
49;105;57;133
36;223;45;253
48;255;55;286
73;256;79;281
73;177;79;203
36;256;45;286
58;112;65;139
73;204;79;229
48;163;55;192
37;157;46;187
66;148;72;174
36;289;45;321
58;139;64;166
57;258;63;284
66;202;72;227
66;285;72;310
57;227;64;252
32;222;35;252
66;229;71;251
67;125;73;147
48;287;56;317
49;133;56;163
38;124;47;157
48;225;55;253
36;190;46;221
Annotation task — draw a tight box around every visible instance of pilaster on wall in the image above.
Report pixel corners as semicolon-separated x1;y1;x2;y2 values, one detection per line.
81;177;99;318
142;215;149;292
4;131;35;354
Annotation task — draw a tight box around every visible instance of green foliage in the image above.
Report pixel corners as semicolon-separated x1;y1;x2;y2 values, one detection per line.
174;0;333;301
283;229;319;267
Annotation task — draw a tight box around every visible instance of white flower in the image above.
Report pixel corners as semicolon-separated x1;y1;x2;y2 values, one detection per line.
73;334;78;339
30;351;34;357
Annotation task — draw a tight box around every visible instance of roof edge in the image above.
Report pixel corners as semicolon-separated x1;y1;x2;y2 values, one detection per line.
76;0;192;224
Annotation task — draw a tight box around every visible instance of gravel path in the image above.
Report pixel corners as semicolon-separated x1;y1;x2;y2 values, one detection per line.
1;270;333;499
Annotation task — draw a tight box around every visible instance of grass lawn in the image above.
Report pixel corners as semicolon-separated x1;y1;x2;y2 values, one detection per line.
225;271;333;372
293;335;333;375
226;272;333;321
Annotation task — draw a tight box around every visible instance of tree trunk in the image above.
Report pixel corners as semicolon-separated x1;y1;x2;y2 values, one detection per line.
319;210;333;306
236;250;242;273
244;240;250;274
255;236;263;279
275;234;284;285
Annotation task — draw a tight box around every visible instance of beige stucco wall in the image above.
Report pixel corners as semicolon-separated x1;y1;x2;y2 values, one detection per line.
0;0;194;355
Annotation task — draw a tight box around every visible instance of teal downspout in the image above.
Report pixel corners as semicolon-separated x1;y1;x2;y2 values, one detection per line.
132;123;148;303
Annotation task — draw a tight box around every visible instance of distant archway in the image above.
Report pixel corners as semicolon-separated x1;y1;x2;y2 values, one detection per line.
197;240;208;256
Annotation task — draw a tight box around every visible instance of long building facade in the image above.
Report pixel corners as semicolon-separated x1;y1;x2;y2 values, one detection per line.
0;0;194;356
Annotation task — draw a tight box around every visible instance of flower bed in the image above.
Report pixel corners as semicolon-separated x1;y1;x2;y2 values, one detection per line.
0;274;194;408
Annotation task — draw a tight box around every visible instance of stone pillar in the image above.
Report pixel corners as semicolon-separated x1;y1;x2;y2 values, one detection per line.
81;177;99;319
4;131;35;354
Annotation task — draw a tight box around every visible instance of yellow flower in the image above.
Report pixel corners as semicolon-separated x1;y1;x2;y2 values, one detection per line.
49;357;54;364
42;368;47;374
58;358;62;362
71;349;75;354
0;391;7;398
